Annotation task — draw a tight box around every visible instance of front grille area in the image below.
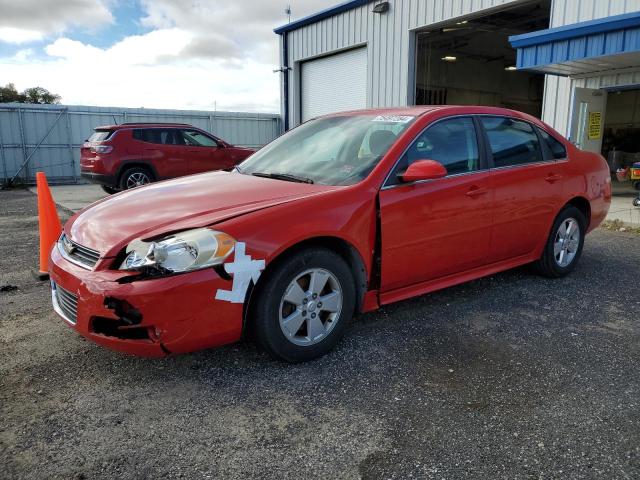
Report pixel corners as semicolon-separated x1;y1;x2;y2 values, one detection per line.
52;282;78;325
59;234;101;269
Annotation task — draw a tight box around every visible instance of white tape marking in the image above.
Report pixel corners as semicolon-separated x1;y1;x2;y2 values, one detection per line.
215;242;265;303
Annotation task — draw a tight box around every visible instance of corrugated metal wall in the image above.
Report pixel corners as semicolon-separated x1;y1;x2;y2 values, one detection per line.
283;0;524;127
283;0;640;134
0;104;281;184
542;0;640;136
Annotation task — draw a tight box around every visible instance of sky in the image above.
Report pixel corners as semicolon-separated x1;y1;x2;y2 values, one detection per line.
0;0;332;113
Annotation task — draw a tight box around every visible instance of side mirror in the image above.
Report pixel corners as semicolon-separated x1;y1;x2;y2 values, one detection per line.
400;160;447;182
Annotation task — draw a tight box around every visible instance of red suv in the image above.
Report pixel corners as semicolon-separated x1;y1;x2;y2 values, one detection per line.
80;123;255;193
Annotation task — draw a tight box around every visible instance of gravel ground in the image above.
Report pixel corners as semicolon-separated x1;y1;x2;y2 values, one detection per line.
1;188;639;479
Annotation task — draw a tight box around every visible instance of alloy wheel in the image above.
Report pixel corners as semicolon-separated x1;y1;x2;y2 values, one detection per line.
278;268;343;346
126;172;151;189
554;217;580;268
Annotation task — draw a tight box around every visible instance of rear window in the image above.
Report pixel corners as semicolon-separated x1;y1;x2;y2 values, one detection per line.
537;127;567;160
480;117;543;168
88;130;113;142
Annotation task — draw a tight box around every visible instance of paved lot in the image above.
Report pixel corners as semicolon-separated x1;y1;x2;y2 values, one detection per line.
1;188;639;479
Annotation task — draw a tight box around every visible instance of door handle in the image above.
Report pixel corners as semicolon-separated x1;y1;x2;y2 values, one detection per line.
545;173;563;183
466;186;489;198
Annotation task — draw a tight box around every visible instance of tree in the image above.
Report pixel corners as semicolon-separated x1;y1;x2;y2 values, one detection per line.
21;87;61;104
0;83;22;103
0;83;61;104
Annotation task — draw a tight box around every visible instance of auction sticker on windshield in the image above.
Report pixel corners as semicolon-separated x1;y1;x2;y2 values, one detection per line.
372;115;414;123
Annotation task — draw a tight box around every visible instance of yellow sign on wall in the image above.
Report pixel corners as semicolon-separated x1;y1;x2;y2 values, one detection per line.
588;111;602;140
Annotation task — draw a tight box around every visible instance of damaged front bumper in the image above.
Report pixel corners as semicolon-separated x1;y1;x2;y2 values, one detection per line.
49;245;244;357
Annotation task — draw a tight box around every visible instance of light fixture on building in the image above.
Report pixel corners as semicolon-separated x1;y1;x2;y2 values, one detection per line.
441;56;457;62
372;2;390;14
505;65;517;71
456;20;468;25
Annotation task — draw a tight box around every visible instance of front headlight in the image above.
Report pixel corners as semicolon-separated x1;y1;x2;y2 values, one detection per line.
120;228;235;273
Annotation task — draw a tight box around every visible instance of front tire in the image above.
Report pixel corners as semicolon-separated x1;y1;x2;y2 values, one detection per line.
251;248;356;363
534;205;586;278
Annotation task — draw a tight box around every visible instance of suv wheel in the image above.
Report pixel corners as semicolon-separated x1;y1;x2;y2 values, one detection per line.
251;247;356;363
120;167;154;190
101;185;119;195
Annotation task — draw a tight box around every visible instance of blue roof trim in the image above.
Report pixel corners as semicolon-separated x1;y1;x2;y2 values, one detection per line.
509;10;640;75
274;0;373;34
509;10;640;48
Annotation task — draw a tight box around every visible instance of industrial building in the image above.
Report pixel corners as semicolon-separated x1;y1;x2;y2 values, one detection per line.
275;0;640;166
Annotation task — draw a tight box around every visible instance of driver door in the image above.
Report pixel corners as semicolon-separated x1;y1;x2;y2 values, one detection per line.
181;129;231;174
379;116;493;294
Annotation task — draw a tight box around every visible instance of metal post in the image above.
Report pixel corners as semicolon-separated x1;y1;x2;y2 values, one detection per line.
17;108;29;183
11;109;65;183
208;114;213;133
64;108;75;182
0;113;7;184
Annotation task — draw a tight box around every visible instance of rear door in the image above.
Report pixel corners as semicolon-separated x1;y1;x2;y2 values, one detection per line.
479;116;564;263
181;129;234;174
136;129;188;179
379;116;493;293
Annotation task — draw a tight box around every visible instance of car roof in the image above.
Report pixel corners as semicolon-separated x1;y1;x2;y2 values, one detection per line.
324;105;544;124
94;123;196;130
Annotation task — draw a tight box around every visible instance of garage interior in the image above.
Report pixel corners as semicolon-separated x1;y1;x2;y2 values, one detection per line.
414;0;551;117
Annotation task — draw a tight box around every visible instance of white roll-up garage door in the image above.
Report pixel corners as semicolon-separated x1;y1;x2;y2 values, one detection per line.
300;47;367;122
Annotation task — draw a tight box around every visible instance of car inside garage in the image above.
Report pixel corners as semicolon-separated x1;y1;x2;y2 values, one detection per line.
414;1;551;116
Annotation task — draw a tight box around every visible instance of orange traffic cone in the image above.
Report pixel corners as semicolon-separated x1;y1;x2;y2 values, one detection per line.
35;172;62;280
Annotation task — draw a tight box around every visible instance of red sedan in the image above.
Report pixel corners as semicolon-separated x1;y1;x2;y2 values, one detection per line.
50;106;611;362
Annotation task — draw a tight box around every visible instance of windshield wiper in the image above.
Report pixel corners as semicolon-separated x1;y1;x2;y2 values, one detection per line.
251;172;314;184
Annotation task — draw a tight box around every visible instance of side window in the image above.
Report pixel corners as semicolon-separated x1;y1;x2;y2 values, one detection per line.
481;117;543;167
132;129;181;145
537;127;567;159
388;117;479;185
132;129;146;142
182;129;219;147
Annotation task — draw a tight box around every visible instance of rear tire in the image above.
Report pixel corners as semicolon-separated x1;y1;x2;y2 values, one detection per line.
533;205;586;278
251;247;356;363
633;197;640;207
119;167;154;190
101;185;119;195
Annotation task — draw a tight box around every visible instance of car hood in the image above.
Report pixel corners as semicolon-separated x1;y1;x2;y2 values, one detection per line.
67;171;336;256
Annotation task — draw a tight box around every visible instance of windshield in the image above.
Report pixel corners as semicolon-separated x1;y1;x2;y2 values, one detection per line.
238;114;415;186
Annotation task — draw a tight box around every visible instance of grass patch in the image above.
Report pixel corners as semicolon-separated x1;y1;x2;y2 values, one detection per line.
600;219;640;235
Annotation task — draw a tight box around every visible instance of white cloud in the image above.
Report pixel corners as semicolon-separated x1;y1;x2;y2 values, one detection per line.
139;0;333;63
2;42;280;112
0;27;43;44
0;0;337;112
45;29;195;66
0;0;113;43
12;48;34;61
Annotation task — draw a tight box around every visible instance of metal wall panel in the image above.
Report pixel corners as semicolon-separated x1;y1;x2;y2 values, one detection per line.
0;104;281;184
283;0;526;127
542;0;640;136
283;0;640;134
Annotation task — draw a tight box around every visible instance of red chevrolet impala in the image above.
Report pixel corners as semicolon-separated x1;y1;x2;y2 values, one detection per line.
50;106;611;362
